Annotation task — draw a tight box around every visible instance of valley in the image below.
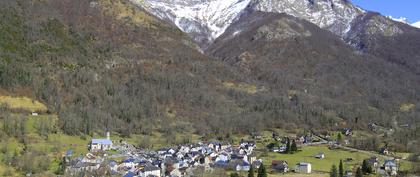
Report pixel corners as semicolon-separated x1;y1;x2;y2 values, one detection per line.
0;0;419;176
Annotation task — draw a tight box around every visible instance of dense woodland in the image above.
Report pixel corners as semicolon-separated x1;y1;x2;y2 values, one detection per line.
0;0;419;155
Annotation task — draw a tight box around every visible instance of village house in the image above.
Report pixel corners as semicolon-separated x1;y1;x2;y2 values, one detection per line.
365;156;379;168
229;160;250;171
139;163;161;177
109;161;118;173
215;153;229;162
379;147;389;155
271;160;288;173
82;153;103;164
295;162;312;173
252;159;262;169
67;154;104;174
162;157;180;176
382;159;398;175
342;128;353;136
315;152;325;159
122;158;137;169
220;143;230;150
158;147;176;155
208;142;222;151
90;132;113;151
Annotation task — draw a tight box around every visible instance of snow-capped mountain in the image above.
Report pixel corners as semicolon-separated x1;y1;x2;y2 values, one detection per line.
249;0;364;36
131;0;366;47
412;21;420;28
131;0;252;47
132;0;420;49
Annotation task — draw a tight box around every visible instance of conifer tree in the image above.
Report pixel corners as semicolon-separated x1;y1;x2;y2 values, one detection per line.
257;164;267;177
362;159;372;174
339;159;344;177
248;164;254;177
291;140;298;153
285;138;291;154
330;165;338;177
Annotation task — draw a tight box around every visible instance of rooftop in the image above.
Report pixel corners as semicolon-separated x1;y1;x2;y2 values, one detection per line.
91;139;112;145
297;162;311;166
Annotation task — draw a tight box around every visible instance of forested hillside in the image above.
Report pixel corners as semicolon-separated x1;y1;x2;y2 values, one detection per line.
207;12;420;133
0;0;246;136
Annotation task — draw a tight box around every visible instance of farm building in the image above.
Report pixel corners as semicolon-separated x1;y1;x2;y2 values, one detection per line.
315;152;325;159
295;162;311;173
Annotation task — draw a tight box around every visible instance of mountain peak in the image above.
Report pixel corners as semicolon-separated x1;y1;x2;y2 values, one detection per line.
132;0;252;47
250;0;364;36
132;0;365;47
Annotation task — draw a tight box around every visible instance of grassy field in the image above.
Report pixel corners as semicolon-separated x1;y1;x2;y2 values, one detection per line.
242;129;415;176
260;145;371;173
0;95;47;112
120;131;202;150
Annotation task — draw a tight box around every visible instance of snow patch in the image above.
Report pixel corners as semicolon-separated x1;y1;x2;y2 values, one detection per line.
412;21;420;29
387;16;409;24
233;30;242;36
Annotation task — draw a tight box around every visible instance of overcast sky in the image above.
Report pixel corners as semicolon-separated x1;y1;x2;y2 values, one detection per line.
351;0;420;23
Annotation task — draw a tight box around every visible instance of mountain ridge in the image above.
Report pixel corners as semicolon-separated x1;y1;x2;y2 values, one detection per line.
131;0;420;49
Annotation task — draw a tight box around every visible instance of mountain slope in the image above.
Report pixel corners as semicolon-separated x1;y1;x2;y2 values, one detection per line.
206;11;420;127
0;0;258;135
346;12;420;74
1;0;419;140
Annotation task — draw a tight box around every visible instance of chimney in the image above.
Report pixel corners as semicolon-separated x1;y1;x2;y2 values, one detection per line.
106;131;110;140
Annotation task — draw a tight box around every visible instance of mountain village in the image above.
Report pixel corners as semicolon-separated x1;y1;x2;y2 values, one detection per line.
64;131;401;177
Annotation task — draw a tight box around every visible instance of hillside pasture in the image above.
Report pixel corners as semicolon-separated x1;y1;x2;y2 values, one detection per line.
0;95;47;112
